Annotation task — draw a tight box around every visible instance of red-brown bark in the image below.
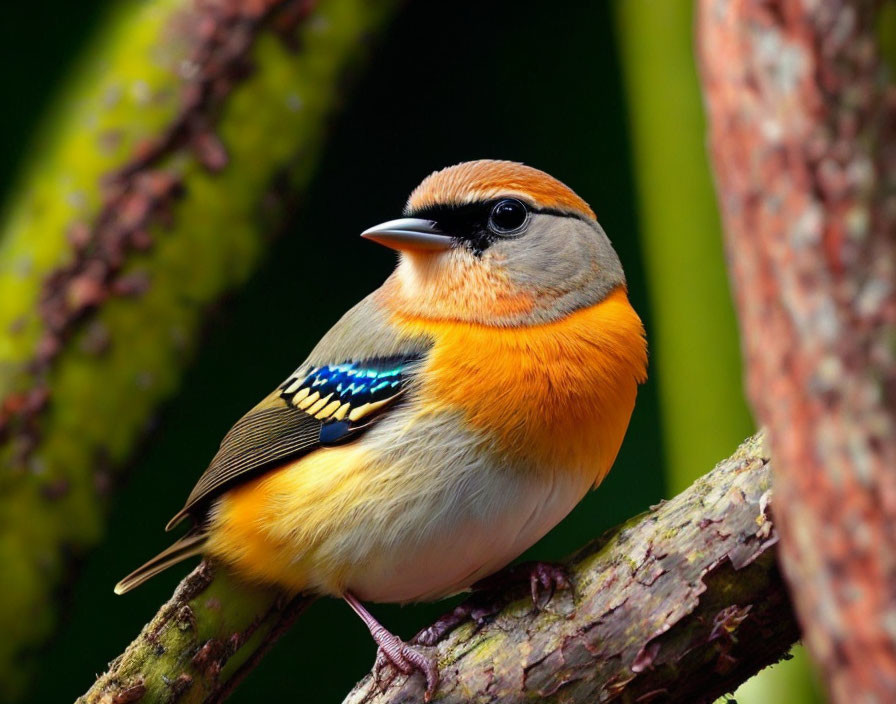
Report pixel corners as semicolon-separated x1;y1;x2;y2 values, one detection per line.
697;1;896;701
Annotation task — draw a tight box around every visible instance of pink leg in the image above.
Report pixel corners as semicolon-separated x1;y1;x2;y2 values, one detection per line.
343;592;439;701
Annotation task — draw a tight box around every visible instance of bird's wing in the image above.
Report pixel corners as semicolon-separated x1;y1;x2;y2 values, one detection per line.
166;353;424;530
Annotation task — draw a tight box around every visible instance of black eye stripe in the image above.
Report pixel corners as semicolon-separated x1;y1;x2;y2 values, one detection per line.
409;202;491;238
407;201;588;225
404;200;589;256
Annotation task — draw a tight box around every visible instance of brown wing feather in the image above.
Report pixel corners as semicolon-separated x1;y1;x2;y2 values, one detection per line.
114;530;207;594
166;393;321;530
166;356;420;530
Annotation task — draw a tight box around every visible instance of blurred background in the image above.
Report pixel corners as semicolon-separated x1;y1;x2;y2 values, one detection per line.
0;1;822;702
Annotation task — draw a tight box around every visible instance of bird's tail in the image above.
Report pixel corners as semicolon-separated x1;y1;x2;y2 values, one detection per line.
114;531;207;595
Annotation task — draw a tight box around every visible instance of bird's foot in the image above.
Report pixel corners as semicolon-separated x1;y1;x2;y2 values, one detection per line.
413;562;572;647
412;594;504;646
373;632;439;702
474;560;572;610
343;592;439;700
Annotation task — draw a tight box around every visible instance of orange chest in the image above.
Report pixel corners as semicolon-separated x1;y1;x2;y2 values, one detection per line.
395;288;647;481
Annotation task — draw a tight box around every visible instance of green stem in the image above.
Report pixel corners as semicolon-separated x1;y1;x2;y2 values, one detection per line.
613;2;819;702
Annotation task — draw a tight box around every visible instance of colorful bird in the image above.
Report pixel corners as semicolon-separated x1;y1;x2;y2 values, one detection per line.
115;159;647;698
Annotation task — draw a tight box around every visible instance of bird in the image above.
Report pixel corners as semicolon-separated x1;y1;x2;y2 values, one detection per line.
115;159;647;699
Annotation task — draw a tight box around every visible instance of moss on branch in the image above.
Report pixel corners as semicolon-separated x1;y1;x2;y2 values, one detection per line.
77;563;313;704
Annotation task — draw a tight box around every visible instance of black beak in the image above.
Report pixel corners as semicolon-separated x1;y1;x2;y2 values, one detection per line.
361;218;454;252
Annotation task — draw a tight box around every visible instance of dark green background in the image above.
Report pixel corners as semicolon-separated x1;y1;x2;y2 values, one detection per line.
3;2;665;701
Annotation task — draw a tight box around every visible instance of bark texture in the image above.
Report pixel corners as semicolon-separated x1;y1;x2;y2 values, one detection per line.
0;0;395;698
698;2;896;701
80;434;800;704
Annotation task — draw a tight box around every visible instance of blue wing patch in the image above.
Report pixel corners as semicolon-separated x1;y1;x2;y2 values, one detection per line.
279;356;416;443
168;354;423;528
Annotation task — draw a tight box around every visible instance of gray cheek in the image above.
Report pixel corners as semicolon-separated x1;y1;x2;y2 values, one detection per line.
499;219;591;287
498;217;627;321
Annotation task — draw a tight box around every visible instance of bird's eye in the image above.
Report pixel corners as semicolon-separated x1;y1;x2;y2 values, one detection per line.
488;199;529;235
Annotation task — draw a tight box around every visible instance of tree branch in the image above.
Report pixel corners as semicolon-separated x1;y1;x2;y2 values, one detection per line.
698;1;896;700
77;564;314;704
79;434;800;704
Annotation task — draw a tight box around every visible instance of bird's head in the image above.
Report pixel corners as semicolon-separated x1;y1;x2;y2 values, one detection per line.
364;160;627;326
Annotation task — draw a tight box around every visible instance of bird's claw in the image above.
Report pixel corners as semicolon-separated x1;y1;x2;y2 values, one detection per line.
414;612;469;648
412;594;505;647
373;649;399;692
373;632;439;702
473;560;572;610
528;562;571;610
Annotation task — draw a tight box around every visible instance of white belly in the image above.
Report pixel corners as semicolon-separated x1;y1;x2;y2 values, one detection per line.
343;464;590;603
273;406;598;603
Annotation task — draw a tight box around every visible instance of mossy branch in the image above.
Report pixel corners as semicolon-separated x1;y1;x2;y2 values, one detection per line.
0;0;396;698
77;563;314;704
79;434;800;704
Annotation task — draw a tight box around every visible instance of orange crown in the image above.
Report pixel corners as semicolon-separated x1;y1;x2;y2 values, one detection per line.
406;160;596;220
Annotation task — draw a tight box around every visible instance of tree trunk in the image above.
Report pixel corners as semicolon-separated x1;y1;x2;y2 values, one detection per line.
0;0;396;698
79;434;801;704
697;1;896;701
